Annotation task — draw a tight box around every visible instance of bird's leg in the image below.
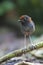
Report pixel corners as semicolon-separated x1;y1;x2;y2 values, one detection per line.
22;34;34;60
22;34;27;61
24;34;27;48
24;35;32;48
23;35;34;60
22;34;31;60
28;35;34;46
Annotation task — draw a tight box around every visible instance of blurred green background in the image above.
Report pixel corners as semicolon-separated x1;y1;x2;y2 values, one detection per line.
0;0;43;37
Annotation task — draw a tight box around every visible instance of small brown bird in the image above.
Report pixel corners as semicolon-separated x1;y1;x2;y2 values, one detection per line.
18;15;35;59
18;15;35;44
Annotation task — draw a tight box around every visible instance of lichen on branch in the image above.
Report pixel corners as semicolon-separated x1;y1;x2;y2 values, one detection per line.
0;42;43;64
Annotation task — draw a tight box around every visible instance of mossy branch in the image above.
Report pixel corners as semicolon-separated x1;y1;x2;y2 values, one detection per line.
0;42;43;64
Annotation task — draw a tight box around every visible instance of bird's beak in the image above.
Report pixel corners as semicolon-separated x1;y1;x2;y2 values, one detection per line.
18;20;21;22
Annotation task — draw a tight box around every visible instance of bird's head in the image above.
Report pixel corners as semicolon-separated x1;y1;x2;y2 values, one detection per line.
18;15;32;26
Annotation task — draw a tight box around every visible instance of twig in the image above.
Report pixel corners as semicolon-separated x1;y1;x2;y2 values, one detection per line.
0;42;43;64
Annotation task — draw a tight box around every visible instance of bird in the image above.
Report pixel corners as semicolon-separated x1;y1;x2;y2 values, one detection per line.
18;15;35;60
18;15;35;45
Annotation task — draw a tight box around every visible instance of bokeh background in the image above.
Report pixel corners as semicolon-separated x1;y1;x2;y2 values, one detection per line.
0;0;43;58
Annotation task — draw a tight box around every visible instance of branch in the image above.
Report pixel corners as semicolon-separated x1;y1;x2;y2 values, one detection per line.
0;42;43;64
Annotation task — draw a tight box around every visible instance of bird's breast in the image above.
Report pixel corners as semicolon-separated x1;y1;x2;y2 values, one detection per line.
22;21;35;34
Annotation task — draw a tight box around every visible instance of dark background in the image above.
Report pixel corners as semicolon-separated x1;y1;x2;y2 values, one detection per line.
0;0;43;37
